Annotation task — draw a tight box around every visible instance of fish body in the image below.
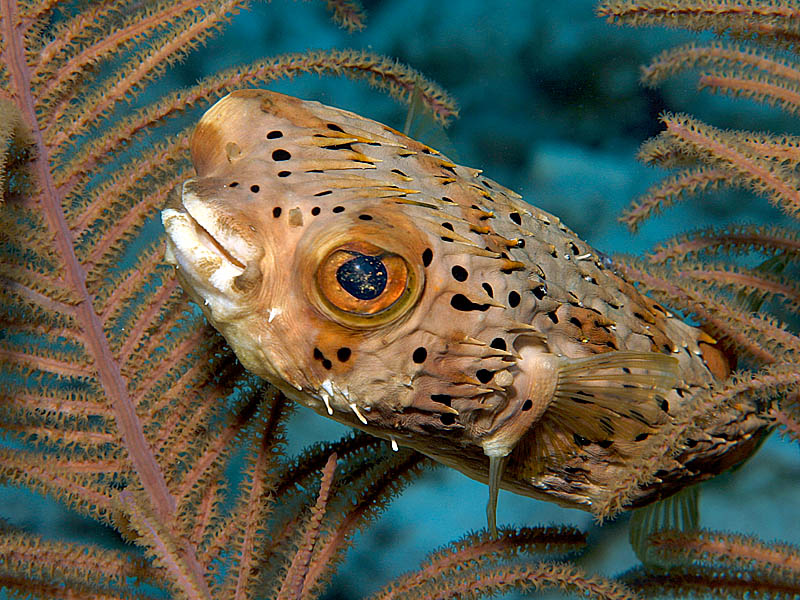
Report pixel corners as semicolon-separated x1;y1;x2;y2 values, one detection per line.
162;90;769;523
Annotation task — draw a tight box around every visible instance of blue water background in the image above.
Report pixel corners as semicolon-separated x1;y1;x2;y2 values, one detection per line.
2;1;798;598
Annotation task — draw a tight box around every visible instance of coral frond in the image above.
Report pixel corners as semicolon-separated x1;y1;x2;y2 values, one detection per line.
649;224;800;263
325;0;367;32
0;97;35;202
385;561;640;600
620;165;730;231
660;113;800;217
371;526;587;600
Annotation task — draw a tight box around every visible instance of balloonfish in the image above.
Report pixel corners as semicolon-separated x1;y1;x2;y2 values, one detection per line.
162;90;769;533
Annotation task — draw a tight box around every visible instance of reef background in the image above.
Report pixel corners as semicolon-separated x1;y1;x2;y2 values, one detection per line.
2;1;797;598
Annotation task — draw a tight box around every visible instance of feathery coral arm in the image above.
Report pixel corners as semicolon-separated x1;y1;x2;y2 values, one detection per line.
326;0;366;32
774;395;800;445
43;1;247;143
614;257;800;363
625;565;800;598
299;451;429;597
370;527;586;600
682;264;800;311
660;113;800;217
649;225;800;263
119;490;211;600
648;529;800;577
597;1;800;34
0;530;164;591
620;166;730;231
215;393;287;600
276;453;339;600
393;562;641;600
1;0;174;520
56;49;458;190
700;72;800;116
640;41;800;88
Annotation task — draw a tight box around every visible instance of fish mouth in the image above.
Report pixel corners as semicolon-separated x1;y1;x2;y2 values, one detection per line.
162;182;254;299
180;203;247;270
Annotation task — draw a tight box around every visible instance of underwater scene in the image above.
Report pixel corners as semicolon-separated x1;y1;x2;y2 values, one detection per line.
1;0;799;598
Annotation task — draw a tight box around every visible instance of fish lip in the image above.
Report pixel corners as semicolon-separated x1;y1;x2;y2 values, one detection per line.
173;180;250;270
182;203;248;270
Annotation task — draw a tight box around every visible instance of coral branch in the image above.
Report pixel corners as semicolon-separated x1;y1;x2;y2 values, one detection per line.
277;453;338;600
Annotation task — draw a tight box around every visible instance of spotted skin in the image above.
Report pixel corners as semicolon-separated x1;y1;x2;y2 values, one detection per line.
162;90;769;519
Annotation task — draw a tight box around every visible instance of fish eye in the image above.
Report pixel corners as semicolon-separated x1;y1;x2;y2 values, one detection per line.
315;241;415;322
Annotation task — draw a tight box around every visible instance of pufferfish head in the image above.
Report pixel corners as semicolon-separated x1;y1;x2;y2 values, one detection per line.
162;90;481;431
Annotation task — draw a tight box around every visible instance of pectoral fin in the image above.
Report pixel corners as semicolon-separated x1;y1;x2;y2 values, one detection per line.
521;351;679;467
481;350;679;535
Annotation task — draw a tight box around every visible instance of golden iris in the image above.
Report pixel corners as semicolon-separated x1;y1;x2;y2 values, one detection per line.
316;241;409;317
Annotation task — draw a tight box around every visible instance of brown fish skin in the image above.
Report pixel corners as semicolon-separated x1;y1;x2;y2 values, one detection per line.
162;89;770;521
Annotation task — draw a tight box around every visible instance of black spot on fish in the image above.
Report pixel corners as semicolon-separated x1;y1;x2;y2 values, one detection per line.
451;265;468;282
413;347;427;364
476;369;493;384
431;394;452;406
490;338;507;351
422;248;433;267
451;294;490;312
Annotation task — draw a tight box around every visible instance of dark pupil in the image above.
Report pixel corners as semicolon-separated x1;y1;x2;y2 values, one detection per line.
336;253;387;300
